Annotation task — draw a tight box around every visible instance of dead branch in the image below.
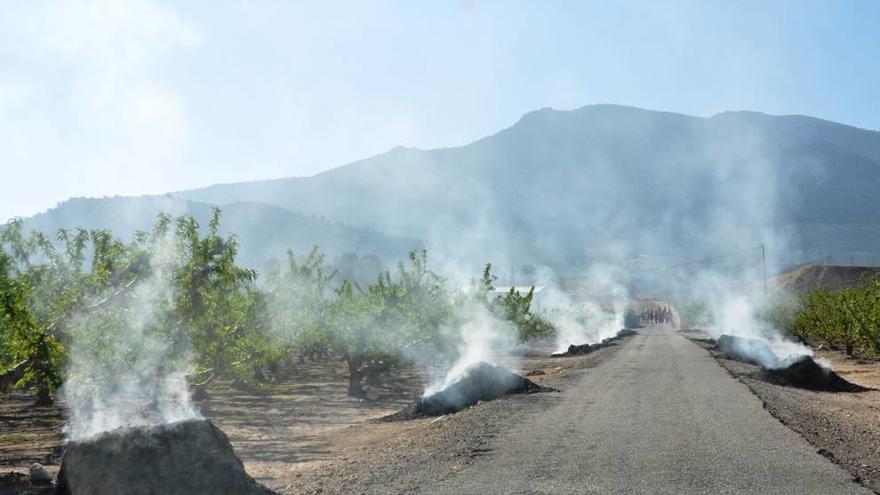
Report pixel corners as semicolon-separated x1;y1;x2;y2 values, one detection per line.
86;277;139;310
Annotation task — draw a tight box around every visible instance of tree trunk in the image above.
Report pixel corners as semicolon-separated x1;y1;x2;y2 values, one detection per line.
35;385;53;407
347;358;365;397
365;367;383;387
191;385;209;402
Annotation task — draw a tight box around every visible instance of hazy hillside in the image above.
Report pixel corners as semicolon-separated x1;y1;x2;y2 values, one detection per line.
17;105;880;271
180;105;880;269
770;264;880;293
23;196;420;268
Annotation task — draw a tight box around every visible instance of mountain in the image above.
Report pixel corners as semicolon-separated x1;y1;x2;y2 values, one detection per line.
23;196;420;269
770;264;880;293
179;105;880;269
16;104;880;272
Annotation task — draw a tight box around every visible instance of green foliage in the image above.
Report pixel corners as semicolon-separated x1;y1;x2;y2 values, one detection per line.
0;248;63;400
764;274;880;357
478;264;554;342
0;209;271;402
265;246;338;360
329;250;453;396
267;248;454;396
1;211;571;403
169;208;263;378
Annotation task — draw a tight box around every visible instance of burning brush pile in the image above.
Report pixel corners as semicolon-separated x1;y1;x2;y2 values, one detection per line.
56;419;278;495
386;362;553;420
551;328;637;357
717;335;868;392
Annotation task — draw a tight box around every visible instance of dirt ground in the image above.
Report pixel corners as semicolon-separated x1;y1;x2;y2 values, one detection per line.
0;339;595;494
0;393;65;494
683;330;880;493
256;344;615;495
9;329;873;494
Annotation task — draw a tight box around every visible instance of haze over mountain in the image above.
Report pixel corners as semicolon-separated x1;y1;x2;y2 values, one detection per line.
23;196;419;269
180;104;880;269
18;104;880;273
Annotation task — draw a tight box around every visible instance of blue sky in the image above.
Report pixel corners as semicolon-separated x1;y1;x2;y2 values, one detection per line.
1;0;878;221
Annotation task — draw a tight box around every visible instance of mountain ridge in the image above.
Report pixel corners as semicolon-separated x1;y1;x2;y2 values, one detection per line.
13;104;880;270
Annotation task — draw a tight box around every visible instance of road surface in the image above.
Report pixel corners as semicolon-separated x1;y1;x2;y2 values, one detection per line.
423;325;869;494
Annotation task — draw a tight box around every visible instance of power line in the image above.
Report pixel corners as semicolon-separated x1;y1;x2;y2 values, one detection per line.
628;245;765;275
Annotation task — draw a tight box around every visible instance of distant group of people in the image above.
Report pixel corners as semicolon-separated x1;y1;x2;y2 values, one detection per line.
641;306;674;325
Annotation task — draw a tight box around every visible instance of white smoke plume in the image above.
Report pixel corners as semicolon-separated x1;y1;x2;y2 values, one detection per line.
690;271;812;369
61;241;200;441
423;298;518;398
539;264;629;353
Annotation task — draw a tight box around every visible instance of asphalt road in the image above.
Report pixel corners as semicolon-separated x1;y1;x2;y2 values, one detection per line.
424;325;870;495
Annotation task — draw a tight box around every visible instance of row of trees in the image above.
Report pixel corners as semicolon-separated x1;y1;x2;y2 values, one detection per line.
0;211;555;403
767;275;880;356
0;210;265;404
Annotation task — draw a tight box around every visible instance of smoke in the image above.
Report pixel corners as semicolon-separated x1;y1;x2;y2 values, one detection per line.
686;271;812;369
61;240;200;441
423;300;517;397
717;335;810;370
537;264;629;352
22;103;852;422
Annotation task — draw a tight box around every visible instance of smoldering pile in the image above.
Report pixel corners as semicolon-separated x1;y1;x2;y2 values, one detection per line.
384;362;553;420
717;335;867;392
56;419;278;495
551;328;637;357
760;355;868;392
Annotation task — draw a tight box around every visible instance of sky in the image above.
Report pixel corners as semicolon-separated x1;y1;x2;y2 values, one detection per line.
0;0;878;222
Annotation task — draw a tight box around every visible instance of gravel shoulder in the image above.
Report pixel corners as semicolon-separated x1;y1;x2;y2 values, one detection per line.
684;330;880;493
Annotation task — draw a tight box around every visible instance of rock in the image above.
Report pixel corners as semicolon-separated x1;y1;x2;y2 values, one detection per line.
56;419;278;495
29;463;52;484
363;385;381;401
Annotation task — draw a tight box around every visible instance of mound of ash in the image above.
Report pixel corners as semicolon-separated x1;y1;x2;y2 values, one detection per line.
761;355;869;392
716;335;867;392
551;328;637;357
384;362;553;420
56;419;278;495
